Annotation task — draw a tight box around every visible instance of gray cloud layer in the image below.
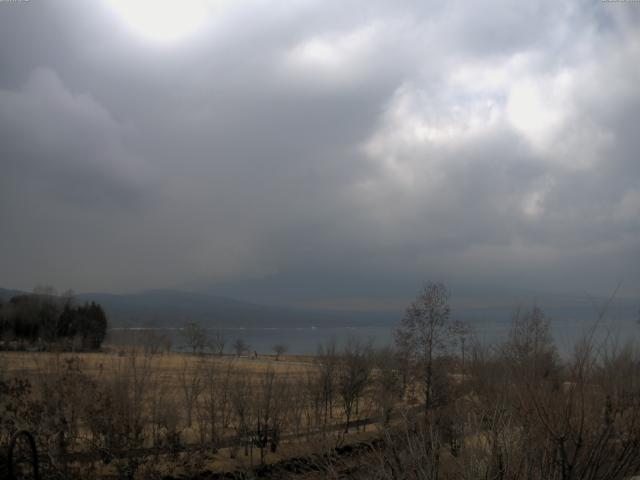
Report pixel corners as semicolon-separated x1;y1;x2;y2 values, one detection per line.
0;0;638;307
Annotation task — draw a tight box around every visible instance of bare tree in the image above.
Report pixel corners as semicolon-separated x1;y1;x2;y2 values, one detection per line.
253;367;289;462
287;377;308;437
450;319;473;374
179;358;202;428
208;329;225;356
230;373;254;459
233;338;248;357
272;343;288;361
372;346;403;425
181;321;207;355
316;339;339;428
503;305;559;381
198;359;234;447
305;369;324;434
97;349;155;478
140;328;171;356
395;282;452;411
338;338;373;433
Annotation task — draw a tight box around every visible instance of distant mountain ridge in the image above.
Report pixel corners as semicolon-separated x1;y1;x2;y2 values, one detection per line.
0;287;395;328
0;288;24;301
1;287;637;331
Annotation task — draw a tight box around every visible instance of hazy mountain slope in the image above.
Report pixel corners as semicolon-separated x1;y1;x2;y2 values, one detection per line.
1;287;636;331
0;288;23;301
75;289;395;328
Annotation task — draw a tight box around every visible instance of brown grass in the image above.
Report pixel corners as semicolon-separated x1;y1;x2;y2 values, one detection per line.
0;349;315;379
0;348;387;477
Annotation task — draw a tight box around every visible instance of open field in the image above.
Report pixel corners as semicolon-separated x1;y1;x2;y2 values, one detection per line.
0;349;316;379
0;346;404;478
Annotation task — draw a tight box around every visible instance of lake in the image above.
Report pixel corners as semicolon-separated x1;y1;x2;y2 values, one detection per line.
108;312;640;356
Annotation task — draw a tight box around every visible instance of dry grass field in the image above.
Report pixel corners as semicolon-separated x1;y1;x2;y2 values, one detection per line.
0;346;393;478
4;303;640;479
0;349;316;380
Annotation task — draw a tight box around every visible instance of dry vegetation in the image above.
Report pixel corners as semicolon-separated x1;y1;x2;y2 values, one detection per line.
0;342;397;479
2;285;640;480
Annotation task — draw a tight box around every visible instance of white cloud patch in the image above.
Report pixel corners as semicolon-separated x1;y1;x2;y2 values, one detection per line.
284;24;379;86
506;71;573;149
521;175;555;219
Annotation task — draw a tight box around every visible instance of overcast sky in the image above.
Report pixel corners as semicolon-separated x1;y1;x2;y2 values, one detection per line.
0;0;638;308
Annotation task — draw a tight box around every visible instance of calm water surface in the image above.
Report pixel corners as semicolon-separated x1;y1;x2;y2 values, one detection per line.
108;314;639;356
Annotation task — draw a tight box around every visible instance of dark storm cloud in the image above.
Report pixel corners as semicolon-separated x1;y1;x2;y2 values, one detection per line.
0;0;638;306
0;68;143;205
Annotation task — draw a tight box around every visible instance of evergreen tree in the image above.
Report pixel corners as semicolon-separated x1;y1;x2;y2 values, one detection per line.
1;293;108;350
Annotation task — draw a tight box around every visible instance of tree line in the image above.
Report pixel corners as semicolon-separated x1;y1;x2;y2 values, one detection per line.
0;287;107;350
